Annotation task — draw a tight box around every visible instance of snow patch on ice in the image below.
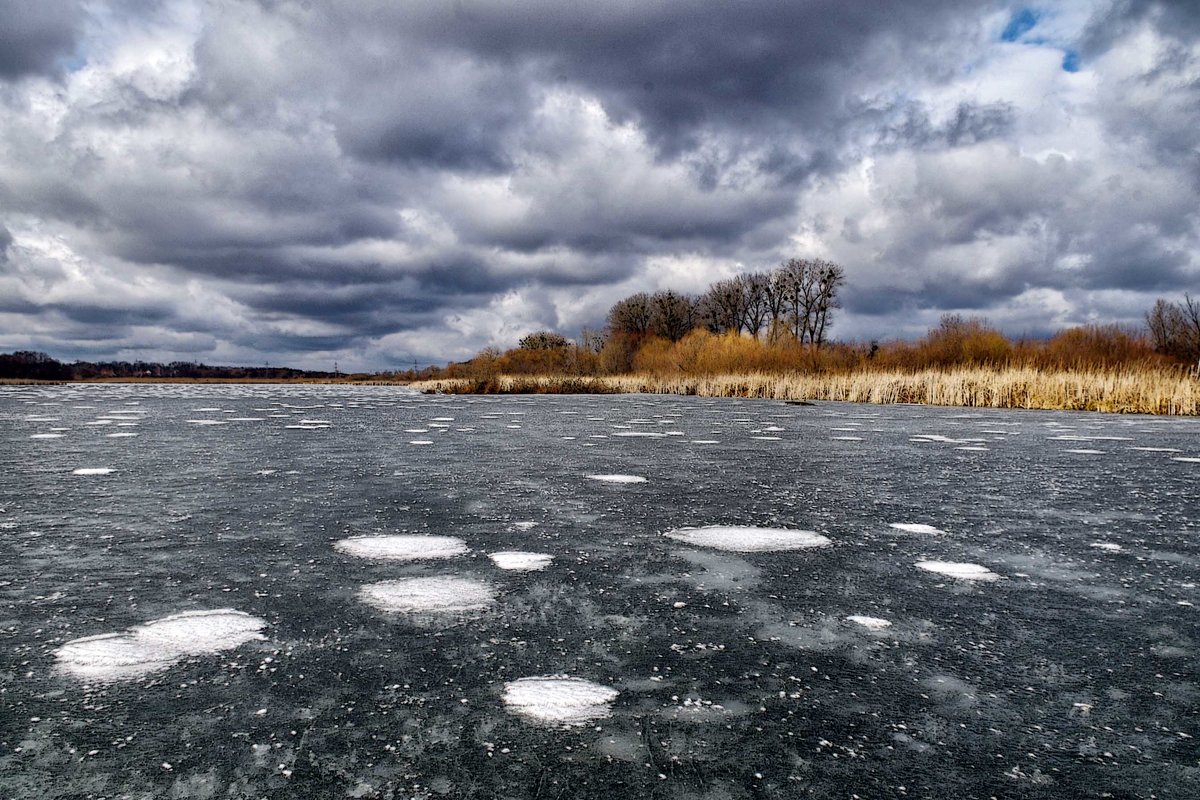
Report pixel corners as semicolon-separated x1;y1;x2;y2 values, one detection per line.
665;526;831;552
1090;542;1124;552
889;523;946;535
54;609;266;682
334;535;468;561
72;467;114;476
916;561;1001;582
358;577;496;614
502;676;619;726
489;551;553;571
847;615;892;630
30;433;64;439
587;474;647;483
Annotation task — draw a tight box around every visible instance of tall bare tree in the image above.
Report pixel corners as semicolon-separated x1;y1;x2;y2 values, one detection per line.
808;261;846;346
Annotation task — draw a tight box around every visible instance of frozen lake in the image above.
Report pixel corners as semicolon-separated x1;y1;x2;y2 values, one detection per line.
1;384;1197;799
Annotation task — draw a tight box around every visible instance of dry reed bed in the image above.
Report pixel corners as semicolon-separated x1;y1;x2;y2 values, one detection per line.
411;367;1200;415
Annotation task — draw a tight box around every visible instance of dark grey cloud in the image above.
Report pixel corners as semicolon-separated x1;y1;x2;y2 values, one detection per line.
0;1;1198;368
0;1;83;79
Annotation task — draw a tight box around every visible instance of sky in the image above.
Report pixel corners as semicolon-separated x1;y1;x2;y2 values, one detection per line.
1;1;1198;371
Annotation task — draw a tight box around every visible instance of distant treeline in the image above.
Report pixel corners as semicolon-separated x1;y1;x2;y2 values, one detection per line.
0;351;339;381
441;282;1200;381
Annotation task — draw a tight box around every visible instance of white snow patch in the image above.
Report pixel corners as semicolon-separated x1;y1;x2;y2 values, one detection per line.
1171;457;1200;463
489;551;553;571
358;577;496;614
409;440;434;445
665;526;831;552
1130;447;1180;453
54;609;266;682
186;420;228;426
510;521;538;530
847;615;892;630
30;433;64;439
106;432;138;438
751;436;781;441
915;561;1001;582
586;474;647;483
334;535;468;561
72;467;114;476
613;431;665;438
889;523;946;535
1090;542;1124;552
690;439;720;444
1063;449;1104;455
832;436;862;441
502;676;619;726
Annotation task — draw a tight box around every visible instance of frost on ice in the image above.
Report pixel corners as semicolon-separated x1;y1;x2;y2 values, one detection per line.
55;609;266;681
665;526;831;552
334;535;468;561
502;675;619;725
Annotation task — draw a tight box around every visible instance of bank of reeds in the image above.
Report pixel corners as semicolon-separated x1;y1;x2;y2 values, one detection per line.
411;366;1200;415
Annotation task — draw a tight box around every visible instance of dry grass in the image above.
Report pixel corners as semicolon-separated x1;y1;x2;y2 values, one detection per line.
410;367;1200;415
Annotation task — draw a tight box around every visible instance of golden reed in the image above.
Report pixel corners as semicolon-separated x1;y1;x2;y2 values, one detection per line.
411;367;1200;415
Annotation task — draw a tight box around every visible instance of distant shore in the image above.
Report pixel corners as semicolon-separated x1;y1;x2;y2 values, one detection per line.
409;367;1200;415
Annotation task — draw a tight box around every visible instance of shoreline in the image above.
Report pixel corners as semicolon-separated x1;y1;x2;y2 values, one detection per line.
409;367;1200;415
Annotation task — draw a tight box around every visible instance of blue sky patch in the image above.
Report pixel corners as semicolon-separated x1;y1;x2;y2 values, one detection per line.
1062;49;1081;72
1001;8;1041;42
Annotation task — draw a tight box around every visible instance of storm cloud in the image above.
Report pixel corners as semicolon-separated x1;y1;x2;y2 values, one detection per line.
1;0;1197;368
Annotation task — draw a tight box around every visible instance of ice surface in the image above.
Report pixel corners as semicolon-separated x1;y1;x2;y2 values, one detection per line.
847;615;893;630
501;676;619;725
358;577;496;613
889;523;946;535
334;535;468;561
665;526;832;552
489;551;553;571
55;609;266;681
586;474;647;483
915;561;1001;581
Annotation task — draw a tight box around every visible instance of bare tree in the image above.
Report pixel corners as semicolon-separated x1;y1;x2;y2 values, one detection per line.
607;292;654;335
698;278;745;334
650;290;697;342
741;272;771;338
1147;294;1200;365
763;269;789;341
